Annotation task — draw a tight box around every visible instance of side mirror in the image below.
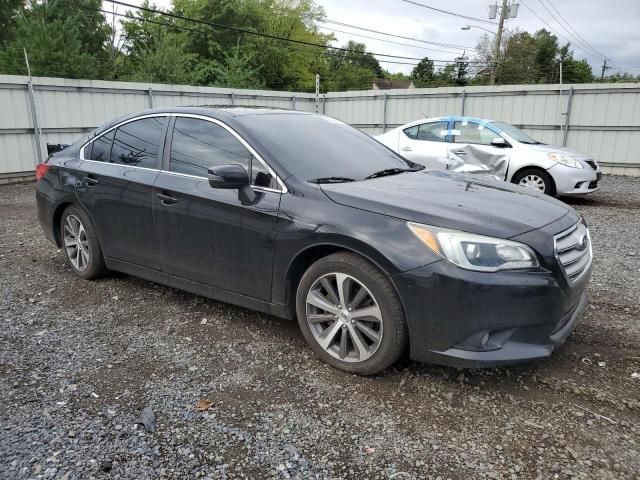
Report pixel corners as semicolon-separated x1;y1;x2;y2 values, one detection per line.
208;164;249;189
490;137;509;148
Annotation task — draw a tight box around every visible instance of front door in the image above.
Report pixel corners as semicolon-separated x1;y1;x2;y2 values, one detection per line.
397;121;449;169
75;115;167;269
153;116;281;302
448;120;510;180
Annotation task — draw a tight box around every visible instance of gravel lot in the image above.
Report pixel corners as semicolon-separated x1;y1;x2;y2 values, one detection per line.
0;176;639;480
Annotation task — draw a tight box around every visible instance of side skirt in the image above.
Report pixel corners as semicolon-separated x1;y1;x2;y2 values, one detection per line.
105;258;289;319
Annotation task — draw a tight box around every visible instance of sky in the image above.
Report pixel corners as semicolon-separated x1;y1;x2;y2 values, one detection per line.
103;0;640;77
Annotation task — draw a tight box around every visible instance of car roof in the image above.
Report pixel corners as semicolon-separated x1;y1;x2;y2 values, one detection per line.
91;106;310;137
399;116;496;129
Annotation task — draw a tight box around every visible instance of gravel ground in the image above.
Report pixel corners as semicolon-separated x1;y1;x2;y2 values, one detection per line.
0;176;639;480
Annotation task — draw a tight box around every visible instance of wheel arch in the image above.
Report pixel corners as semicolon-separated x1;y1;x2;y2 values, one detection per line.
282;241;406;322
510;165;557;195
52;200;101;248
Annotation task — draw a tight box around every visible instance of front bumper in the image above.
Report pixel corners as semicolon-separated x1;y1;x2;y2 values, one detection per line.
549;163;600;196
393;223;591;368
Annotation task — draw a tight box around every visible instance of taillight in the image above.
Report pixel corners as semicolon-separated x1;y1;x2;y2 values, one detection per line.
35;163;51;182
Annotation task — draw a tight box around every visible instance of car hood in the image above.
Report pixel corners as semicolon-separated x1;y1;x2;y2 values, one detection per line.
320;170;575;238
523;143;590;159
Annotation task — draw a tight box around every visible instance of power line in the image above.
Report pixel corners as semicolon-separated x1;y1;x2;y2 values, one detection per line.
518;0;602;61
99;0;466;64
86;4;489;66
398;0;498;26
321;19;477;51
317;25;467;56
536;0;605;60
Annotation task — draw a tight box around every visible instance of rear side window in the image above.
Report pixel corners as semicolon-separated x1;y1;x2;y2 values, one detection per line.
403;121;448;142
109;117;166;168
169;117;251;177
88;130;114;162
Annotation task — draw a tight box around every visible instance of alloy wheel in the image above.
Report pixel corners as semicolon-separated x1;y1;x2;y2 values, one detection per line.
305;272;383;363
63;214;90;271
518;174;546;191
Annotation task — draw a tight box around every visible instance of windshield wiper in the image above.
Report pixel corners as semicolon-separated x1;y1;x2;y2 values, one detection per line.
308;176;355;184
364;166;424;180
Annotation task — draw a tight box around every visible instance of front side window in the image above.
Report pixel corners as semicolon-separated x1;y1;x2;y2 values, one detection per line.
453;121;499;145
110;117;166;168
170;117;251;177
170;117;278;189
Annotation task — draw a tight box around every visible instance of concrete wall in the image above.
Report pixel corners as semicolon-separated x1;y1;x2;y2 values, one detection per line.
1;75;639;179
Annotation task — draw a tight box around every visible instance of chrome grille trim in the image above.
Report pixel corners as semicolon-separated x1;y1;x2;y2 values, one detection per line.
554;222;592;284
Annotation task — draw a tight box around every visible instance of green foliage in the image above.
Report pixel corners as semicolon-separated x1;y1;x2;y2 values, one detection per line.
411;57;434;86
475;28;595;85
0;0;106;78
0;0;607;90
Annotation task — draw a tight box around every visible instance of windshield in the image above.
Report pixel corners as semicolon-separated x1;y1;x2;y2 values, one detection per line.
237;113;413;182
490;121;541;144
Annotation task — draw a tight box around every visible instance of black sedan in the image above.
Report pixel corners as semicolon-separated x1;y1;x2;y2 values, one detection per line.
36;107;592;375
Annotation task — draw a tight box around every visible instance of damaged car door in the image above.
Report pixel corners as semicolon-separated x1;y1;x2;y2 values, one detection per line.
448;120;510;180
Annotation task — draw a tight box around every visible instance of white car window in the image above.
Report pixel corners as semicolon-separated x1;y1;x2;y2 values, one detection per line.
453;121;497;146
403;122;448;142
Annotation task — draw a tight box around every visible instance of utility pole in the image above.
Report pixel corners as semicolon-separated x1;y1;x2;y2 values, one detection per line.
490;0;509;85
600;58;611;80
24;48;43;166
315;74;320;113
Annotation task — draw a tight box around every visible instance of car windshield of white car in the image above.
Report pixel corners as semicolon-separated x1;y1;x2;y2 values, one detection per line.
491;122;542;145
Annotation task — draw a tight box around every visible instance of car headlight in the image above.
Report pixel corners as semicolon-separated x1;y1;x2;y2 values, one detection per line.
548;153;583;169
407;222;539;272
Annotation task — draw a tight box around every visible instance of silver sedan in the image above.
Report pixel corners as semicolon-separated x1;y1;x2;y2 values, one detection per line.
376;116;601;196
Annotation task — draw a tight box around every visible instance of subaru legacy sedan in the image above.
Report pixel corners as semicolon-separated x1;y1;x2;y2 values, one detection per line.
376;116;601;196
36;108;592;375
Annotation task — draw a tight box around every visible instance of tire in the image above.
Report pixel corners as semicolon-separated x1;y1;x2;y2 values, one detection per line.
60;205;106;280
512;168;556;196
296;252;407;375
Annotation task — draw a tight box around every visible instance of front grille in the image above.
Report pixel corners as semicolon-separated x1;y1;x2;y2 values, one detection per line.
588;180;598;189
585;159;598;170
554;222;592;283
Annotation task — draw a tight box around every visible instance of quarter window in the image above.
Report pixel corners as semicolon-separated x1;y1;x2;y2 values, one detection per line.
87;130;114;162
453;121;499;145
403;121;448;142
110;117;166;168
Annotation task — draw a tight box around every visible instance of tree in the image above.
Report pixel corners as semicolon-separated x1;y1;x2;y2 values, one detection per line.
0;1;103;78
210;41;262;88
0;0;24;46
411;57;434;86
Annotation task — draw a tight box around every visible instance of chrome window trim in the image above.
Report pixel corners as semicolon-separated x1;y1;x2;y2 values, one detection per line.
169;113;287;194
79;113;170;163
79;112;288;194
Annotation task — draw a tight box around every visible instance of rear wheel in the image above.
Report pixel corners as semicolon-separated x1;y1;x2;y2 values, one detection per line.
513;168;555;196
60;205;106;280
296;252;407;375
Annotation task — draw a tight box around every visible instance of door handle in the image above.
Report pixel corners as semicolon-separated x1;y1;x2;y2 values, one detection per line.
85;176;99;186
452;150;467;155
157;192;178;206
401;146;412;152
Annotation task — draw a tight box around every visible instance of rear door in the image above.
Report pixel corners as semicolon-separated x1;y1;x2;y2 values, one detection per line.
153;115;281;301
397;121;449;169
448;120;510;179
76;115;168;269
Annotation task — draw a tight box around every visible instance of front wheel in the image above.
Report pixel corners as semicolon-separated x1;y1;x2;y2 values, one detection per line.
296;252;407;375
512;168;556;196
